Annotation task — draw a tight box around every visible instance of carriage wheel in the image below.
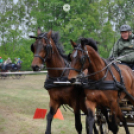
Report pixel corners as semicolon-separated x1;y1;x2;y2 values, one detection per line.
0;71;9;80
94;122;109;134
95;113;109;134
1;75;8;80
11;70;21;79
12;74;21;79
101;122;109;134
20;74;25;79
0;74;4;79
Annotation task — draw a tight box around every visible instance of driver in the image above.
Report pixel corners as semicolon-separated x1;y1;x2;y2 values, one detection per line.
109;24;134;69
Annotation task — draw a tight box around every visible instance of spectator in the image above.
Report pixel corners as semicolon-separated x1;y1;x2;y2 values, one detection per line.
17;58;22;65
14;58;18;64
6;57;12;64
2;58;12;70
0;57;4;64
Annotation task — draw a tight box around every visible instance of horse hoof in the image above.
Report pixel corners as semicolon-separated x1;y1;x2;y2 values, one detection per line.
45;132;51;134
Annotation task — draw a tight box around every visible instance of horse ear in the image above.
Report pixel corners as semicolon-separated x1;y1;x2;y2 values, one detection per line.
47;30;52;39
81;38;86;49
37;27;41;35
70;39;77;48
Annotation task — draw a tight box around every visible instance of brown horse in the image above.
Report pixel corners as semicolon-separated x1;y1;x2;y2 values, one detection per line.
30;29;118;134
68;38;134;134
30;28;94;134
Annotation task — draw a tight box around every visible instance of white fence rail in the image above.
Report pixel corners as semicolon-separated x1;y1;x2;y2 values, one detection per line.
0;71;48;75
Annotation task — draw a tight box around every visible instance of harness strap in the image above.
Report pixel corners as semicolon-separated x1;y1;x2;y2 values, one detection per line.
34;55;46;63
82;59;126;92
112;63;124;84
111;63;134;101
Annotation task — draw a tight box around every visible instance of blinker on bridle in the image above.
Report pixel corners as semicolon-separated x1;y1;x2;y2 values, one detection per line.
72;45;91;73
29;34;53;64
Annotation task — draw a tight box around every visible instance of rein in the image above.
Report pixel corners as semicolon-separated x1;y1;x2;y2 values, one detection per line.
81;59;109;85
30;34;129;79
43;66;81;72
77;54;129;79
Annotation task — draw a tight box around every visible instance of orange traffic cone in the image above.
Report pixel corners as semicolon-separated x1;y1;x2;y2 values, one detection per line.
33;108;47;119
54;109;64;120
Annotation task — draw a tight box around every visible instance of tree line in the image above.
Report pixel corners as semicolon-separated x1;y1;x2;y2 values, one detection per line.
0;0;134;70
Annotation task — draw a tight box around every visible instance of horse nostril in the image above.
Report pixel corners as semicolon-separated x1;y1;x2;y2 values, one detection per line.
69;78;76;83
32;65;39;71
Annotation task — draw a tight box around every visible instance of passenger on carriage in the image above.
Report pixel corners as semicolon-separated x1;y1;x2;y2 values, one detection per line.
5;57;12;64
14;58;17;64
0;57;4;69
109;24;134;70
0;57;4;64
17;58;22;65
2;57;12;70
12;58;22;69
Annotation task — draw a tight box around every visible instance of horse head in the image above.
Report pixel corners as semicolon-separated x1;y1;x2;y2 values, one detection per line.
68;38;97;83
30;28;53;71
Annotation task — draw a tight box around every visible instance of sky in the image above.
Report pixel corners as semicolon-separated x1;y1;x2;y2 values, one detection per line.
13;0;18;4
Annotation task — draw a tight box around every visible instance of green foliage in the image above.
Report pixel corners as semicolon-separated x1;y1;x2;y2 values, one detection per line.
0;0;134;70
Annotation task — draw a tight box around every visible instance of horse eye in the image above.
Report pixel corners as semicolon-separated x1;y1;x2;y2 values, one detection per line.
80;56;86;64
31;44;34;52
68;53;71;61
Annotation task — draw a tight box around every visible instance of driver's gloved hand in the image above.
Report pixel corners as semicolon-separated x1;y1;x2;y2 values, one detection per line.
108;56;114;61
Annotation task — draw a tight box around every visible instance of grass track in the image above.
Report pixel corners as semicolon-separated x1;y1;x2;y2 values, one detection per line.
0;75;133;134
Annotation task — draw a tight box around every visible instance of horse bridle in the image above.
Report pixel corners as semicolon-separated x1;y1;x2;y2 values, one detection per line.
30;35;90;74
71;44;91;74
30;34;53;64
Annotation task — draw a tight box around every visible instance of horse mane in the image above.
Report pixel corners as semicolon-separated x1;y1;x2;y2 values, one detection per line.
38;32;69;62
80;38;98;52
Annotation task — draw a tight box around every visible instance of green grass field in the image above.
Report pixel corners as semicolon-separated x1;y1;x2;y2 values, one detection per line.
0;75;133;134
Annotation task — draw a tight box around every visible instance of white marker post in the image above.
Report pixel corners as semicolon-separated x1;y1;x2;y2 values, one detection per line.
63;4;70;12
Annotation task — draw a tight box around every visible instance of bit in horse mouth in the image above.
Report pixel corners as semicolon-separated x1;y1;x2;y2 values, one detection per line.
69;78;76;83
31;64;44;71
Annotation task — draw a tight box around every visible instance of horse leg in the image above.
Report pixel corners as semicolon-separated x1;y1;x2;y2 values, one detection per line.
45;102;59;134
86;116;99;134
87;109;95;134
118;113;130;134
86;100;96;134
99;122;104;134
111;102;130;134
74;110;82;134
101;107;118;134
86;116;89;134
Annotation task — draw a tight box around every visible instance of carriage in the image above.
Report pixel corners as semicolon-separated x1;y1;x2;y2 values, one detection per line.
0;63;23;79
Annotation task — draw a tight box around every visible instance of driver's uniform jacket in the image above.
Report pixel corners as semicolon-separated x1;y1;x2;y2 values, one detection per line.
109;34;134;63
